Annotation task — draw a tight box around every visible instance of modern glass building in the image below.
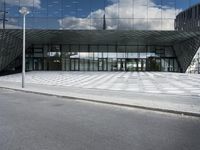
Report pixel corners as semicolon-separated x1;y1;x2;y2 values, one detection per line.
0;0;200;73
175;2;200;31
187;51;200;73
26;42;179;72
175;2;200;74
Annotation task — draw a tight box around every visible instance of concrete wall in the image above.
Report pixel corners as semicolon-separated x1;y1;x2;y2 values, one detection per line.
173;36;200;72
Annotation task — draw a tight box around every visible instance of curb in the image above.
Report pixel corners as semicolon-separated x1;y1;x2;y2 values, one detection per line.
0;86;200;118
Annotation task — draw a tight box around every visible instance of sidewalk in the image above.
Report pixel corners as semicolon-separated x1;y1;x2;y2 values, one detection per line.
0;72;200;96
0;81;200;117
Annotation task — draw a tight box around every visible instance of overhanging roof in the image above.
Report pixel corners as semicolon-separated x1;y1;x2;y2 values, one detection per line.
1;29;200;72
2;29;200;45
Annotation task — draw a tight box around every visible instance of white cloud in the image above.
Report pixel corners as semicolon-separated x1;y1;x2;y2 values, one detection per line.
59;0;182;30
0;18;20;29
5;0;41;8
0;23;20;29
59;17;95;30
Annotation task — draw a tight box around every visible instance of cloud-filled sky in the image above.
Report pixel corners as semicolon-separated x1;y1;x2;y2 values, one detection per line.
59;0;182;30
5;0;41;8
1;0;200;30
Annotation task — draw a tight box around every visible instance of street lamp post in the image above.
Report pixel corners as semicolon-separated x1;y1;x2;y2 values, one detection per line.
198;52;200;74
19;7;30;88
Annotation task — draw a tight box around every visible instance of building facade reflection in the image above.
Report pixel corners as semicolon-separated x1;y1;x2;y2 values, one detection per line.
26;44;180;72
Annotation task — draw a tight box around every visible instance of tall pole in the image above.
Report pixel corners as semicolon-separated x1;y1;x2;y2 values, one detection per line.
198;52;200;74
19;7;29;88
22;14;26;88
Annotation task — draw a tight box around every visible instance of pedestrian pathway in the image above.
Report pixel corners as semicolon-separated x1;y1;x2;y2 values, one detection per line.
0;71;200;96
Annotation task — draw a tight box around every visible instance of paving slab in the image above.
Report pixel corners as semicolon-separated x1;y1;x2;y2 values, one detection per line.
0;71;200;116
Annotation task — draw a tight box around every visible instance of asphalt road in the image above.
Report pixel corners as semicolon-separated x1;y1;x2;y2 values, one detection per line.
0;89;200;150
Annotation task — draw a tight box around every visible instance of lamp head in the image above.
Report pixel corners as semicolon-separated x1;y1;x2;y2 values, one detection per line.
19;7;30;15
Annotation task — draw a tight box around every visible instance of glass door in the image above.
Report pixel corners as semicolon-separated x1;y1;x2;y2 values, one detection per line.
98;58;108;71
70;58;80;71
33;59;41;70
146;57;161;71
117;58;126;71
126;59;138;71
138;59;146;71
47;58;61;71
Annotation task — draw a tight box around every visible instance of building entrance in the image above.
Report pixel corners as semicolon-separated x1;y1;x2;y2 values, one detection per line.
146;57;161;71
70;58;80;71
125;59;146;71
137;59;146;71
98;58;108;71
26;45;180;72
126;59;138;71
117;59;126;71
33;58;43;70
47;58;61;71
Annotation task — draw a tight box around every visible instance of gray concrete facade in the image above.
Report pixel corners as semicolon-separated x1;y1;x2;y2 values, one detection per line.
175;3;200;31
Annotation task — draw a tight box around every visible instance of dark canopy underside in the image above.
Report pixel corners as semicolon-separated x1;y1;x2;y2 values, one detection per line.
1;29;200;72
3;29;200;45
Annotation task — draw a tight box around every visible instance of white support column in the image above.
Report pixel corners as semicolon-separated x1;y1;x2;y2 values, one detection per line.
22;14;26;88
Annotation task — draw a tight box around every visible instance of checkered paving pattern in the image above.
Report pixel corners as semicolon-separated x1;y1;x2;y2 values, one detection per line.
0;71;200;96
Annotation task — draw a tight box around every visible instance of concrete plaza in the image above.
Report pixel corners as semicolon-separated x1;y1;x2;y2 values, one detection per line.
0;71;200;116
0;71;200;96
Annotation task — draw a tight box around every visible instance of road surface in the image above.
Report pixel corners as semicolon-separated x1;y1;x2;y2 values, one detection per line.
0;89;200;150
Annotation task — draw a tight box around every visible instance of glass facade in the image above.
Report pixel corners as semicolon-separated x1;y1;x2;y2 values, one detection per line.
1;0;200;30
175;3;200;31
1;0;199;73
26;44;180;72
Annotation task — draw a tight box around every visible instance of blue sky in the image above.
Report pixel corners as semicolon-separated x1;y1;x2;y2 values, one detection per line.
1;0;200;30
3;0;200;17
